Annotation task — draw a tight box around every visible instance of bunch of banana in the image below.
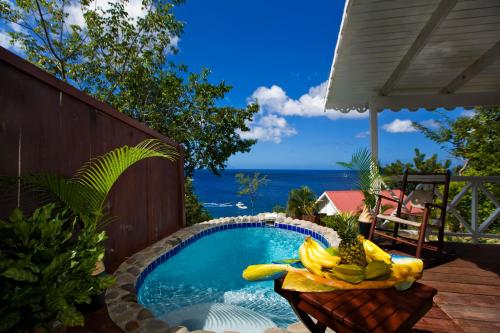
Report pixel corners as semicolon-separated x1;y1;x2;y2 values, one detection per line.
242;236;424;292
299;237;341;278
361;237;392;265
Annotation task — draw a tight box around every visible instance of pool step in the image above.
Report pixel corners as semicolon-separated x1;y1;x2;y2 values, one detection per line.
264;220;276;227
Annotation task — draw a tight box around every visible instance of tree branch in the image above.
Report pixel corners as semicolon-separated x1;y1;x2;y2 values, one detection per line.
34;0;67;80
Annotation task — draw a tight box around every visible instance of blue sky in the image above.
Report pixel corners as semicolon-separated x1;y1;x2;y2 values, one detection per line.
0;0;469;170
171;0;467;169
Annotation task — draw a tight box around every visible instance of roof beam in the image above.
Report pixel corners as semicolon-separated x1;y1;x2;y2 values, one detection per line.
378;0;457;96
441;41;500;94
370;92;500;111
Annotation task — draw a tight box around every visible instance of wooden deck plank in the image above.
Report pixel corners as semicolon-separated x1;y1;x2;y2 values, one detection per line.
442;304;500;322
412;242;500;333
455;319;500;333
435;291;500;307
422;271;500;285
419;280;500;296
425;266;499;277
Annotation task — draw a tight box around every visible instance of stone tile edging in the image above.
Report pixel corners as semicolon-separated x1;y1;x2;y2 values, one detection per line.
105;213;340;333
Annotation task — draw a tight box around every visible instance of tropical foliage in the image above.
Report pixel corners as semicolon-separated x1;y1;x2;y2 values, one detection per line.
235;173;268;214
286;186;317;218
272;204;286;213
185;177;211;226
413;107;499;176
0;140;176;331
20;139;178;226
381;148;453;177
0;204;114;332
413;107;500;235
337;148;383;210
0;0;259;220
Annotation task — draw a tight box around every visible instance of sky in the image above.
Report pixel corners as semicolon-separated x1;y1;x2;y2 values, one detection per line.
0;0;470;170
171;0;469;169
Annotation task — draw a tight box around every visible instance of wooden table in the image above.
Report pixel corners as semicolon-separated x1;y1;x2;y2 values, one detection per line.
275;277;437;333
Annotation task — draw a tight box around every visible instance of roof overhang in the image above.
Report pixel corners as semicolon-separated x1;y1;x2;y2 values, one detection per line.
325;0;500;113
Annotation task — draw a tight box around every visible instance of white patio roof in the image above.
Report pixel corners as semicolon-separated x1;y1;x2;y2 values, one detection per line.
325;0;500;113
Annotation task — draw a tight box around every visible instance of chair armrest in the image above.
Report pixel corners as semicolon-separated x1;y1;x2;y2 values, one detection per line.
425;202;443;209
377;194;400;203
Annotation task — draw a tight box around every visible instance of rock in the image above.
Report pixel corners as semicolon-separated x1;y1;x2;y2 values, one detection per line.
125;320;140;332
137;309;154;320
263;328;286;333
168;326;189;333
139;319;169;333
287;321;335;333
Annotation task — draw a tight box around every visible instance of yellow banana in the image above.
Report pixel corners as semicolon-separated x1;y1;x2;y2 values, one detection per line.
299;242;325;278
242;264;287;281
362;238;392;265
306;238;341;268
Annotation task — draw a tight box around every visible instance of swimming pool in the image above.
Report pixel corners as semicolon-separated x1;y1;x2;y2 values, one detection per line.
137;226;327;332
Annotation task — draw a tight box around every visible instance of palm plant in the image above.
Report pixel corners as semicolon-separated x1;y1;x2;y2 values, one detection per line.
337;148;384;221
19;139;178;227
286;186;317;218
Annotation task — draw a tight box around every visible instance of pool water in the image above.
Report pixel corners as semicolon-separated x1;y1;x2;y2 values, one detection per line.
138;227;317;332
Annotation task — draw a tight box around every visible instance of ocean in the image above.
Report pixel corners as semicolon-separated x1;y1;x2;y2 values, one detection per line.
192;169;358;218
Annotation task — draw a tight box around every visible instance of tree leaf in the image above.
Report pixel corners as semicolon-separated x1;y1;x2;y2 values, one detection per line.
1;267;38;282
0;311;21;332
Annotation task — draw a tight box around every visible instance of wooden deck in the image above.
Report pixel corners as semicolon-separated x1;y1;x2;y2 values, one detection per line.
69;242;500;333
413;242;500;333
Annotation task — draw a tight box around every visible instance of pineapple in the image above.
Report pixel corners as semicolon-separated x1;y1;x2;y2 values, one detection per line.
333;213;367;267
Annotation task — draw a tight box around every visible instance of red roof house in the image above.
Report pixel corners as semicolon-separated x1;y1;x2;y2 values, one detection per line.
316;190;407;216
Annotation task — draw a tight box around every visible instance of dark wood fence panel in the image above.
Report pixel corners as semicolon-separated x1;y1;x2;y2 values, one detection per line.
0;47;185;271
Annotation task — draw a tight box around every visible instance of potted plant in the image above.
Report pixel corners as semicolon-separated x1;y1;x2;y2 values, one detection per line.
0;204;113;332
286;186;318;221
337;148;383;237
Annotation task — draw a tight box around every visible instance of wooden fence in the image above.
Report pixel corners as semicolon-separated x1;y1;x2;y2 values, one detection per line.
0;47;185;271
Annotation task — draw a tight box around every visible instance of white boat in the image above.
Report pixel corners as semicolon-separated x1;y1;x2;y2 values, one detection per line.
236;201;248;209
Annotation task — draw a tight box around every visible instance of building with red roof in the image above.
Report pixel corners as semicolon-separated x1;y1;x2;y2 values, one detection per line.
316;190;405;216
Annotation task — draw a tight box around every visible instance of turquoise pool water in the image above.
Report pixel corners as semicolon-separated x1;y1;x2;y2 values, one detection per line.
138;227;317;332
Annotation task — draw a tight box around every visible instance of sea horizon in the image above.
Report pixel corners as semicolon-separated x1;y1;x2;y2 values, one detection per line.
193;169;358;218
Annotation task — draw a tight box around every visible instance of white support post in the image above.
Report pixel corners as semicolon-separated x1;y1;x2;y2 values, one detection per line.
369;107;378;162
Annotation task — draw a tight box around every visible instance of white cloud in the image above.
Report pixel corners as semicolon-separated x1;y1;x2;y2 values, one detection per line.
420;119;440;129
65;2;86;27
66;0;148;28
250;81;368;120
63;0;179;53
0;30;22;53
238;114;297;144
382;119;417;133
461;109;475;118
240;80;369;144
355;131;370;138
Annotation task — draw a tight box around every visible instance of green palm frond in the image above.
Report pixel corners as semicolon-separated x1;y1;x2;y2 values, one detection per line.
17;173;90;216
287;186;317;217
74;139;178;214
337;148;383;209
17;139;178;225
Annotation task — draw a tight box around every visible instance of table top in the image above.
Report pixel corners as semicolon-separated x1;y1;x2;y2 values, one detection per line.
275;278;437;333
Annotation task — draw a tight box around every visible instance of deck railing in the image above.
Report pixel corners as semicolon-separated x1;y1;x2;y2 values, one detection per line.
390;175;500;243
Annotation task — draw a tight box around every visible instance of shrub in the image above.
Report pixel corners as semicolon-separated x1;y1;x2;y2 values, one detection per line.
0;204;114;332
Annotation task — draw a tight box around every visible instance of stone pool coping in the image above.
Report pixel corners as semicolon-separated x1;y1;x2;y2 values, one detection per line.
105;213;340;333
